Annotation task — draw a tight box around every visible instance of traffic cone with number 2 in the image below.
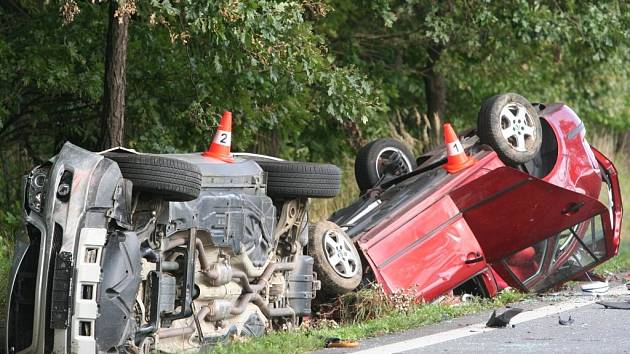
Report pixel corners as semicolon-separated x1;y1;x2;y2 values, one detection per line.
442;123;475;173
202;111;235;163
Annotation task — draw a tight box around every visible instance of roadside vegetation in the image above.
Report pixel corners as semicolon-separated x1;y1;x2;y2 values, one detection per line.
207;286;527;354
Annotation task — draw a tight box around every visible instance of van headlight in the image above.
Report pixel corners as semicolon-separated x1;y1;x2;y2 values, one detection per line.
27;165;51;213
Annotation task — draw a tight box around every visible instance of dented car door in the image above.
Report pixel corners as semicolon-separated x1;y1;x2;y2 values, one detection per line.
356;172;492;301
450;166;613;292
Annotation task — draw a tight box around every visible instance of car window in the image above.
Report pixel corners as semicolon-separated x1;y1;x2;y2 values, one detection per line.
504;240;547;283
504;214;606;292
349;167;449;235
598;175;615;228
551;227;576;264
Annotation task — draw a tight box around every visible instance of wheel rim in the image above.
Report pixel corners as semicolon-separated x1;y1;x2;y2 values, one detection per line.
375;147;413;179
323;229;359;278
499;103;537;152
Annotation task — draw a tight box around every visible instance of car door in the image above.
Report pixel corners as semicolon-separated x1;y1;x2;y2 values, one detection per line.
450;166;612;292
359;191;490;301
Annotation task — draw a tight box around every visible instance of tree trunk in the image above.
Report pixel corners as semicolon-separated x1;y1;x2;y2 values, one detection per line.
341;120;366;149
101;0;130;149
423;44;445;143
253;129;281;157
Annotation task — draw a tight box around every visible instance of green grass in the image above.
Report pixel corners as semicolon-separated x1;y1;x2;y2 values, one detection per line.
206;290;527;354
598;242;630;273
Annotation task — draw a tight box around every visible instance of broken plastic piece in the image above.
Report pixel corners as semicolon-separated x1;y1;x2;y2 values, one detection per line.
461;294;475;302
558;315;574;325
325;337;359;348
597;301;630;310
486;308;523;328
581;281;609;294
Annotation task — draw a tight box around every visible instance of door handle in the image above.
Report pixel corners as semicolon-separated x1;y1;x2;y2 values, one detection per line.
562;201;585;216
465;252;484;264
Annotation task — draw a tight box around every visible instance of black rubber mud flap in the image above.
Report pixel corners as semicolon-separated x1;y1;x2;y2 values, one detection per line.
94;231;142;352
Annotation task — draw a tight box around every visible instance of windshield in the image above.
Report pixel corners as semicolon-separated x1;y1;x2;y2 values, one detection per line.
502;213;606;292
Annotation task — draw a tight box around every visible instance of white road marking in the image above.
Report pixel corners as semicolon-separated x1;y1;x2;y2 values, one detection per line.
351;286;626;354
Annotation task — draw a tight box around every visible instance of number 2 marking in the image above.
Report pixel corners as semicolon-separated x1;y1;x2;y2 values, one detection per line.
219;133;228;144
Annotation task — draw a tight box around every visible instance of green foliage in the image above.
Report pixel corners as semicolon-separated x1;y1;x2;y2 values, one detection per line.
123;0;379;154
2;0;629;168
1;0;630;259
320;0;630;132
0;1;377;157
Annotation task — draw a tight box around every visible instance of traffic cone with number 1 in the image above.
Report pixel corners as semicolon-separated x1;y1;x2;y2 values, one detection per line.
442;123;475;173
202;111;235;163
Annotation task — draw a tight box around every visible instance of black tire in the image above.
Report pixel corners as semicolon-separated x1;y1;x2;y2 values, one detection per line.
308;221;362;297
354;138;416;192
105;153;202;201
255;160;341;199
477;93;542;165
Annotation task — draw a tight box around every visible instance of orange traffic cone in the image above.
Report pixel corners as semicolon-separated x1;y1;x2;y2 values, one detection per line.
202;111;235;162
442;123;475;173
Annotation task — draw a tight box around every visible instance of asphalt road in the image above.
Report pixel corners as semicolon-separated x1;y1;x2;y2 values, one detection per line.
314;284;630;354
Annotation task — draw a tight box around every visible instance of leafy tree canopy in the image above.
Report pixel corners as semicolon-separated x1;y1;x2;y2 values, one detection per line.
320;0;630;134
0;0;377;159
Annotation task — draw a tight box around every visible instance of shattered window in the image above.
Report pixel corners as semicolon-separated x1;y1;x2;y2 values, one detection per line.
599;173;615;228
530;215;606;292
501;214;606;292
582;215;606;259
551;227;577;264
504;240;547;283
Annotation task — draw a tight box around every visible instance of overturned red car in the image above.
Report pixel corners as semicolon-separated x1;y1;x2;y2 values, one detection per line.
323;93;623;301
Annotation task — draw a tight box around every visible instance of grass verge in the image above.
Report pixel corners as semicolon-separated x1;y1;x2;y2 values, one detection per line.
207;290;527;354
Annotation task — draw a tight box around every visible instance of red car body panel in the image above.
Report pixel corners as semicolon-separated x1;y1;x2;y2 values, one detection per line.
540;104;602;197
366;197;486;298
591;146;624;255
451;167;608;262
352;104;623;301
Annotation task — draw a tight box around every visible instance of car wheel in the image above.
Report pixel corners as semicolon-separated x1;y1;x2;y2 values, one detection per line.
477;93;543;165
255;160;341;199
308;221;362;296
105;153;202;201
354;138;416;192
